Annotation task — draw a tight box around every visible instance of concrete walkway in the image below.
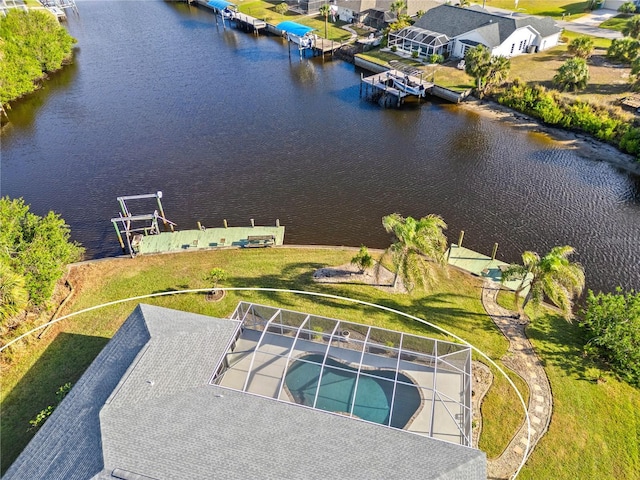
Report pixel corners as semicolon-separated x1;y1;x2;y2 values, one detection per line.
481;280;553;480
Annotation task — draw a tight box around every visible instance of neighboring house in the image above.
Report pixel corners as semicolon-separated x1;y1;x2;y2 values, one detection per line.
602;0;640;10
389;5;561;60
5;303;487;479
334;0;441;29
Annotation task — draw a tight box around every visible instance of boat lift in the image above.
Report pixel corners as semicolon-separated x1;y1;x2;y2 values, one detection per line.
111;191;176;257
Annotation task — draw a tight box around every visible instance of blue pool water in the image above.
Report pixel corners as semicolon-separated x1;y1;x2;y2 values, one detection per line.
285;354;421;428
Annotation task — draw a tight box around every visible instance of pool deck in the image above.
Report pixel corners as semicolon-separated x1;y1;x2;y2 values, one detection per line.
447;244;531;297
218;329;467;445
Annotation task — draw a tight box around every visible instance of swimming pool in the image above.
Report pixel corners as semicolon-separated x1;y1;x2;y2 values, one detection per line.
284;354;422;429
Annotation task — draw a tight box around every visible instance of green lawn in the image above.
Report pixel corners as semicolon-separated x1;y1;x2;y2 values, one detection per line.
1;248;522;473
495;290;640;479
600;14;637;32
483;0;590;18
238;0;351;41
2;248;638;478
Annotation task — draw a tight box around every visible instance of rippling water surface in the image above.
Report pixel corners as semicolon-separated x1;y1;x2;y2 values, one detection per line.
1;0;639;293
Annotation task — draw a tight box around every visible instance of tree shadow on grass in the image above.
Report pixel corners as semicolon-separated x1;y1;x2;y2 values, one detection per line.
526;311;592;380
1;333;109;475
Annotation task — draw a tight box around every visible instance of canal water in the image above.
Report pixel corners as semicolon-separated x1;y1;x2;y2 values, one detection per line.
1;0;639;293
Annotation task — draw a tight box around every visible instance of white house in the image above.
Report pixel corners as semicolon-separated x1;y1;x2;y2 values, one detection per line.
389;5;562;60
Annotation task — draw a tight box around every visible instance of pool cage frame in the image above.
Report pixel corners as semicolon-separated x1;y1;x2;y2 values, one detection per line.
211;302;473;447
388;26;450;59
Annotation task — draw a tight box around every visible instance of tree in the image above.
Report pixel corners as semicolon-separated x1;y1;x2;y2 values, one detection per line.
580;289;640;387
351;245;374;273
0;261;28;326
501;245;585;320
622;15;640;39
380;213;447;291
553;57;589;91
607;37;640;63
568;36;595;59
0;197;84;308
275;2;288;17
205;268;228;292
319;4;330;39
388;0;410;31
464;45;510;98
390;0;407;19
0;9;76;106
618;1;637;16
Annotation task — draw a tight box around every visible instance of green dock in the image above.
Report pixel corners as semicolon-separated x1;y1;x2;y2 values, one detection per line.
133;225;285;255
446;244;532;296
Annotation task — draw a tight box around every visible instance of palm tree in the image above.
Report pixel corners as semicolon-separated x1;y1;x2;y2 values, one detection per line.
319;4;330;39
390;0;407;19
568;36;595;59
553;57;589;91
380;213;448;292
501;245;586;321
622;16;640;39
0;262;28;326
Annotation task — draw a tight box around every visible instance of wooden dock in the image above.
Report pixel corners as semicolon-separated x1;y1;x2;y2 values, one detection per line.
134;224;285;255
232;12;266;35
360;70;434;108
446;244;532;296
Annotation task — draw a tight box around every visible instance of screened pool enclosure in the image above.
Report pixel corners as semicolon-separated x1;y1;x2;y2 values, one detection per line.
212;302;473;446
388;27;450;59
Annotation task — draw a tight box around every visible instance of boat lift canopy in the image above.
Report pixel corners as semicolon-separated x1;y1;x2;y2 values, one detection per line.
207;0;236;10
276;21;314;37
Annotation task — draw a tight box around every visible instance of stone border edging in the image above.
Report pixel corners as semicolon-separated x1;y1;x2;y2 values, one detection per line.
482;280;553;480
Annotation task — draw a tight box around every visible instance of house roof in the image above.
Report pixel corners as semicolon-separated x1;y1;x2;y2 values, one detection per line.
6;304;486;480
413;5;560;46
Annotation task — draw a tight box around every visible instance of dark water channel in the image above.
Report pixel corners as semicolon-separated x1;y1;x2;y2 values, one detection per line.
1;0;639;293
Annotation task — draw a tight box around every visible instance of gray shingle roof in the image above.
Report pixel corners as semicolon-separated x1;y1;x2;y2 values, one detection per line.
6;304;486;480
414;5;560;46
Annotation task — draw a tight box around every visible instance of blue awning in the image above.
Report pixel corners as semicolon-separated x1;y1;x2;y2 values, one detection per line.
207;0;235;10
276;21;314;37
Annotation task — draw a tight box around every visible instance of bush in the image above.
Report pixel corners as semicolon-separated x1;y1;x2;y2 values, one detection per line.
351;245;374;273
0;197;84;309
390;45;397;52
607;37;640;63
0;9;76;105
429;53;444;64
580;289;640;387
411;50;419;58
619;127;640;156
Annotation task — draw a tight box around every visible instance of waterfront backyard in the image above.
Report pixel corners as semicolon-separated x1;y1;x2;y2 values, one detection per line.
1;248;638;478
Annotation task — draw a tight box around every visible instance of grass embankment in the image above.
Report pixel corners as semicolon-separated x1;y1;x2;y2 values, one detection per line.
2;248;522;473
600;14;638;32
495;290;640;479
237;0;351;41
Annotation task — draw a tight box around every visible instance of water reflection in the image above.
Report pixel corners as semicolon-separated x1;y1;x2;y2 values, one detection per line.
1;0;638;293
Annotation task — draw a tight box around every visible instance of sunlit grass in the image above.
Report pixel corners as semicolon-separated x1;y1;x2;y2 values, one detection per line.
482;0;589;18
1;248;522;473
237;0;350;40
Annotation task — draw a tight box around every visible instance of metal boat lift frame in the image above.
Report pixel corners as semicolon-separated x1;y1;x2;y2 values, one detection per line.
110;191;176;257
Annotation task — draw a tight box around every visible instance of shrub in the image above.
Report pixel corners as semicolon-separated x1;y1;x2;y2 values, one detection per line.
411;50;419;58
607;37;640;63
429;53;444;64
351;245;374;273
568;36;594;59
619;127;640;156
618;1;637;16
0;197;84;308
580;289;640;387
553;57;589;91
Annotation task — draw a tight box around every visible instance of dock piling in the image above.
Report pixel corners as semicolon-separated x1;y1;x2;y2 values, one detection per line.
223;219;228;228
491;243;499;260
458;230;465;248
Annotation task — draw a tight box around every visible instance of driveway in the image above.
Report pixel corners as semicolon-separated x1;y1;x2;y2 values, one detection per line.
556;9;623;39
